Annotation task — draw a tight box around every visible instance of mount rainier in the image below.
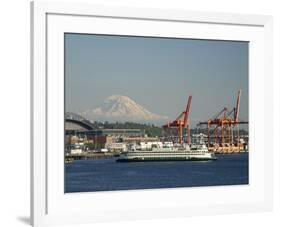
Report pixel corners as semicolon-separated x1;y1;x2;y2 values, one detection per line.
81;95;169;123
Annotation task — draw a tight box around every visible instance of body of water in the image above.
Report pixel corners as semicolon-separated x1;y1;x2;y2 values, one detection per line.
65;153;248;193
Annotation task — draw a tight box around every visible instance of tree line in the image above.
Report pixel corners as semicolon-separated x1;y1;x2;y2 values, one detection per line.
89;121;248;137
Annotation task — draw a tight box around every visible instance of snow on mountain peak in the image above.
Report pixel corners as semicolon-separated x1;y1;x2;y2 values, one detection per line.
81;95;168;123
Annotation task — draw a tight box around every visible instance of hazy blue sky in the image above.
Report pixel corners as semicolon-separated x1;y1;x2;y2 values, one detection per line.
65;33;248;125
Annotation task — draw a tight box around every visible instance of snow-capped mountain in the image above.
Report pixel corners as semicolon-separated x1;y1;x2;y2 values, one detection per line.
81;95;168;123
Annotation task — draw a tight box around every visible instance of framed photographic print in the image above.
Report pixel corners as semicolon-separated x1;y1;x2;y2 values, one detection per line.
31;1;273;226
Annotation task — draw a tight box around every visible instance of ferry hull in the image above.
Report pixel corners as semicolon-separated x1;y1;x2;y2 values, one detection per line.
117;156;217;162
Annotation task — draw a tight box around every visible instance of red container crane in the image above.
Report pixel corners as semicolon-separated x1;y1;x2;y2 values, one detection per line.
198;90;248;153
163;95;192;144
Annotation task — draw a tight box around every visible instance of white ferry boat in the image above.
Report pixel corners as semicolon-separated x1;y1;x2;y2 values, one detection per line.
116;143;216;162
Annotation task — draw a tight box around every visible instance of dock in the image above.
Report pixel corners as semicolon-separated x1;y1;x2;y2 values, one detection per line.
65;152;118;161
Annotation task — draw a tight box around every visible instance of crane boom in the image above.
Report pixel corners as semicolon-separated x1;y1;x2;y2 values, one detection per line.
184;95;192;127
234;90;241;122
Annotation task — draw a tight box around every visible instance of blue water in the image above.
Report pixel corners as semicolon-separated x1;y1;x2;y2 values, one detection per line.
65;153;248;193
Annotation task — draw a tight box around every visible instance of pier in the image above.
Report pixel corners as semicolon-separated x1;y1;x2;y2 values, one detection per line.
65;152;118;161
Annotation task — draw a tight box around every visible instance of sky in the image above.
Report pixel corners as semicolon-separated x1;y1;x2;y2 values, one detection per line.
65;33;248;126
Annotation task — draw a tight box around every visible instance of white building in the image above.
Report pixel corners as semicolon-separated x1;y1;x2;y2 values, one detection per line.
69;143;84;154
105;142;127;152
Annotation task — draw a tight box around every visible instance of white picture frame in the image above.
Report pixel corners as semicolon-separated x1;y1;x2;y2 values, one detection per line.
31;1;273;226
